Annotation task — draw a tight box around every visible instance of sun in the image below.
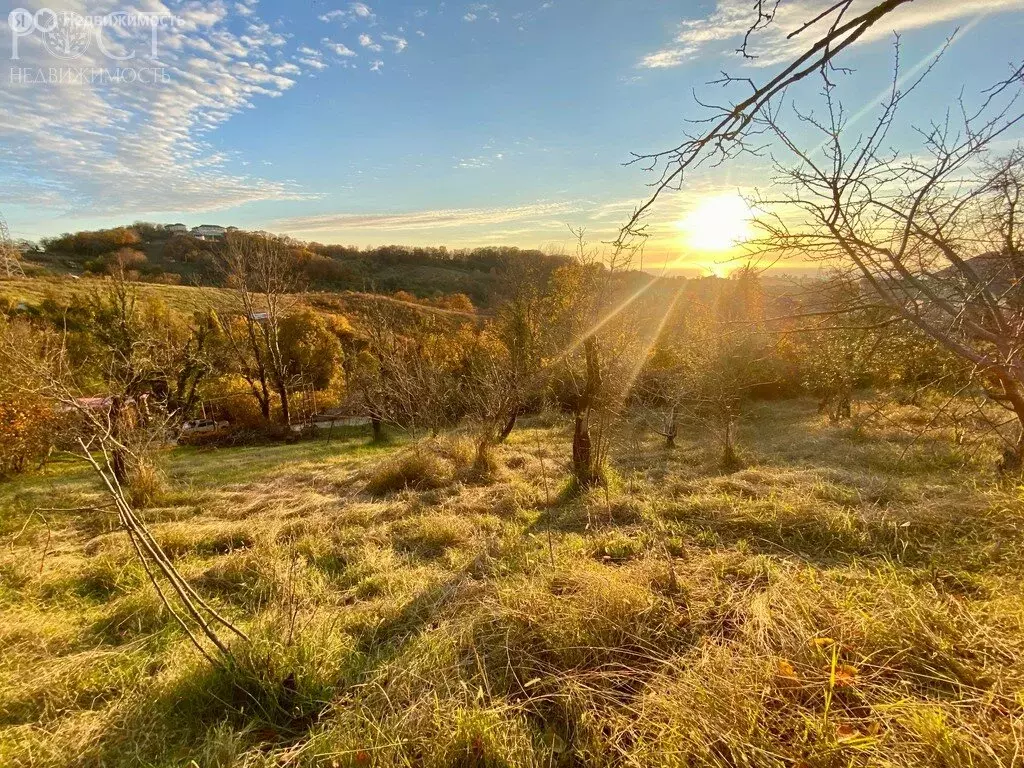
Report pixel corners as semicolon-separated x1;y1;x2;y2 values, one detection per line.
676;193;754;252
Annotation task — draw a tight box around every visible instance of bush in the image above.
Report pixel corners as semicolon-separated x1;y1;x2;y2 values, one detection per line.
126;459;168;508
42;226;141;257
0;390;58;477
198;375;266;429
364;436;483;495
366;449;455;495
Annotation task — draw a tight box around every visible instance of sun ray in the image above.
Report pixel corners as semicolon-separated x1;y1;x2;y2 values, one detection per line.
619;286;685;404
811;12;987;158
549;275;663;365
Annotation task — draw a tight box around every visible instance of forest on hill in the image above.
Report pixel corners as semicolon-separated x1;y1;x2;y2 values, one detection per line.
25;223;572;307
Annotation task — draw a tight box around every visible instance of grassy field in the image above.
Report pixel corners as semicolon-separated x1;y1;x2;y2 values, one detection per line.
0;276;233;315
0;276;481;321
1;400;1023;767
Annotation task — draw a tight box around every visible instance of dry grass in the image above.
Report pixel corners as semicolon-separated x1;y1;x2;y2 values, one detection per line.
2;400;1024;766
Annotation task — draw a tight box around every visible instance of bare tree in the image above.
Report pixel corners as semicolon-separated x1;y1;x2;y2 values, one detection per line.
753;56;1024;461
219;232;300;425
489;253;548;442
349;298;476;441
543;228;642;490
618;1;913;247
639;269;777;465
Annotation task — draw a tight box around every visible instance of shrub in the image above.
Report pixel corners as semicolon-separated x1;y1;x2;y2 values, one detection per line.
126;459;168;508
197;375;266;429
0;389;58;477
41;226;141;257
366;448;456;496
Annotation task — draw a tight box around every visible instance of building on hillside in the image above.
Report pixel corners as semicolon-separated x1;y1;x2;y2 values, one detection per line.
165;223;188;234
191;224;227;240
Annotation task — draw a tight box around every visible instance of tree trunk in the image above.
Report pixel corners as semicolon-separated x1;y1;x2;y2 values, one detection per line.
370;413;384;442
571;336;604;490
996;374;1024;473
498;408;519;443
665;404;678;448
109;397;129;483
277;382;291;426
722;410;739;470
257;375;272;421
572;410;595;487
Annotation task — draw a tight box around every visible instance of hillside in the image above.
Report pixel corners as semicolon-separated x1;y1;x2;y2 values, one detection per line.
0;276;492;327
23;225;571;307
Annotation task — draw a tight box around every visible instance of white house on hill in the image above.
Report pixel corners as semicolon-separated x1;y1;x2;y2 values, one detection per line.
191;224;227;241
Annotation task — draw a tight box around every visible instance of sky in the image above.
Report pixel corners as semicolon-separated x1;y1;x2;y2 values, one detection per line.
1;0;1022;273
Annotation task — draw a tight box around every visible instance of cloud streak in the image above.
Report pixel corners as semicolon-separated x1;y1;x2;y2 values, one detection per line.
640;0;1023;68
274;201;585;233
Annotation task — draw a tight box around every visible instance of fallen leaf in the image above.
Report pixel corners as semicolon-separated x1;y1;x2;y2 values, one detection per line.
836;723;861;741
834;664;859;687
776;659;799;680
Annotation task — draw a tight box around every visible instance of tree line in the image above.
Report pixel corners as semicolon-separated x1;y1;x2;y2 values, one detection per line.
1;224;973;492
33;226;569;305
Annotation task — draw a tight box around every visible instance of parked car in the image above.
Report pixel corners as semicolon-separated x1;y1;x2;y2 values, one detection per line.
180;419;228;435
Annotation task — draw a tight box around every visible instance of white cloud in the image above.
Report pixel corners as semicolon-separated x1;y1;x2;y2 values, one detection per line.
640;0;1024;68
323;39;358;57
359;33;383;52
641;47;699;69
370;59;384;71
381;34;408;52
456;152;505;169
298;56;329;70
243;21;288;47
319;2;376;24
0;0;320;215
275;201;584;233
465;3;500;22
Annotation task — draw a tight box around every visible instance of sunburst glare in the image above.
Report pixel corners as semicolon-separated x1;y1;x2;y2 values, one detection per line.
677;193;754;252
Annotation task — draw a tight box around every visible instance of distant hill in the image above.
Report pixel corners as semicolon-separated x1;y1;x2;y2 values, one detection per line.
23;223;572;307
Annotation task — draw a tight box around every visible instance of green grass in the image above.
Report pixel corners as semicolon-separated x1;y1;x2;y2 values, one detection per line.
0;274;486;321
0;275;234;316
1;400;1023;766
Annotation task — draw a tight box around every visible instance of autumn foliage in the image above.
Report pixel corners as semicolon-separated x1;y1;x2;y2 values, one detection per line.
0;389;57;476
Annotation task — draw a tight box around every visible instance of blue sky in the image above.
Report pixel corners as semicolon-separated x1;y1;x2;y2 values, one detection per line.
1;0;1022;269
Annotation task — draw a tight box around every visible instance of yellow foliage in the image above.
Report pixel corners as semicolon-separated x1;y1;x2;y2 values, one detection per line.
0;390;58;476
